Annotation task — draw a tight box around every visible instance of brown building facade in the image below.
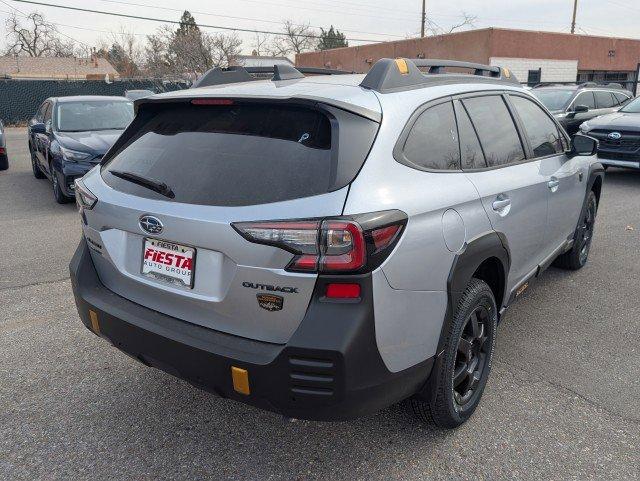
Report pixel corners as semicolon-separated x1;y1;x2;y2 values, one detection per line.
296;28;640;89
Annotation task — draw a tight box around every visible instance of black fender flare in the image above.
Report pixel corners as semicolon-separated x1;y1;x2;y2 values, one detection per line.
417;232;510;400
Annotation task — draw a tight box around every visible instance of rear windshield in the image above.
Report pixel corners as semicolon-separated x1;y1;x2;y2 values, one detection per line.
102;102;378;206
531;89;574;111
56;100;134;132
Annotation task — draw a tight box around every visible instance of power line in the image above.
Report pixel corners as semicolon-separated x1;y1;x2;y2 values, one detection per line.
1;0;92;48
10;0;386;42
94;0;406;39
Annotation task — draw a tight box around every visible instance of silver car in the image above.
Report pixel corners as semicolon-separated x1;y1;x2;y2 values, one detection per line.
70;59;604;428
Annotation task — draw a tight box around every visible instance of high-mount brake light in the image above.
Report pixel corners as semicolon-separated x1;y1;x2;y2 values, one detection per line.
191;98;234;105
232;210;407;274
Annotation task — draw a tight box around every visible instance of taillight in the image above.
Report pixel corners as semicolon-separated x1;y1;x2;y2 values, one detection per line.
232;210;407;274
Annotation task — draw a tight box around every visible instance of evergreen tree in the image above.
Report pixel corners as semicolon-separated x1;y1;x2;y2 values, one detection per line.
176;11;199;37
317;26;348;51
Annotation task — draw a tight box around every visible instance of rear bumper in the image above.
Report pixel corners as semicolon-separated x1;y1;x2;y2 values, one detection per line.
70;239;433;421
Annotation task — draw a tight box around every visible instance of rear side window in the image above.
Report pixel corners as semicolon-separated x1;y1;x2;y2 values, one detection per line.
574;91;596;109
462;96;525;168
454;101;486;169
102;102;378;206
510;96;564;157
614;92;631;105
401;101;460;170
595;91;616;108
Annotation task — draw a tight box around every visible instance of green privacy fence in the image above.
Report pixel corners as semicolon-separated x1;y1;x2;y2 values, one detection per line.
0;78;190;124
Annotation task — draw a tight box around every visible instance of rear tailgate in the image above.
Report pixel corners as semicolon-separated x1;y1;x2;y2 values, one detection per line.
81;97;379;344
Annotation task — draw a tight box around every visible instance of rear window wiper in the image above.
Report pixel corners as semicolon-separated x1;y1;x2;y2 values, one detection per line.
108;170;175;199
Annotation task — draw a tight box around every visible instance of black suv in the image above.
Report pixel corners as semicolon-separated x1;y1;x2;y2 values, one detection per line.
532;83;633;135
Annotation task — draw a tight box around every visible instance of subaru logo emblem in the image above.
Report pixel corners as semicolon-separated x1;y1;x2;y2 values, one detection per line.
139;215;163;235
608;132;622;140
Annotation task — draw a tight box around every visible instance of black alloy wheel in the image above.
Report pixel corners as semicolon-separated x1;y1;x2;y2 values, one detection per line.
453;306;490;408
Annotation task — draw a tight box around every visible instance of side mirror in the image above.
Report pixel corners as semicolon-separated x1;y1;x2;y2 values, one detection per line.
31;122;46;134
573;104;589;113
571;134;598;156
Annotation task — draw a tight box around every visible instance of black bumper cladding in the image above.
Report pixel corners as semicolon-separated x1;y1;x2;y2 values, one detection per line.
69;239;433;421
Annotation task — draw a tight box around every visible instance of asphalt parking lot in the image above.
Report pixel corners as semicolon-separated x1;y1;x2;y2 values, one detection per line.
0;127;638;480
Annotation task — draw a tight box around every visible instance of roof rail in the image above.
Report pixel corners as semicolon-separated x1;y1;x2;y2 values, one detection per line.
192;65;353;88
578;82;599;88
360;58;519;93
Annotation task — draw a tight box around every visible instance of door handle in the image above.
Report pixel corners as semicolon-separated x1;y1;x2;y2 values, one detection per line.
548;178;560;191
492;198;511;211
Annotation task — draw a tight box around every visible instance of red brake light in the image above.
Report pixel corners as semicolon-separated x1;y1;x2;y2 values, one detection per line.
320;221;366;272
326;283;361;299
232;210;406;274
0;147;5;154
191;98;234;105
370;225;402;252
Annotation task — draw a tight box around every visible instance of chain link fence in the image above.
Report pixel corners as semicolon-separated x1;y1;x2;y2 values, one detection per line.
0;78;191;124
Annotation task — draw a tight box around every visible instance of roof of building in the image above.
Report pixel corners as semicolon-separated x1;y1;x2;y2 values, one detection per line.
0;56;119;79
234;55;294;68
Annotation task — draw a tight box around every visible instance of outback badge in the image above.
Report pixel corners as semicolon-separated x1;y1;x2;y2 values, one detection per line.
257;294;283;312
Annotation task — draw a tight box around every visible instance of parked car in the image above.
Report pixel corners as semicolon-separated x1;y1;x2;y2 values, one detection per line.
532;83;633;135
124;89;154;101
0;119;7;171
28;96;134;203
579;95;640;170
70;59;603;428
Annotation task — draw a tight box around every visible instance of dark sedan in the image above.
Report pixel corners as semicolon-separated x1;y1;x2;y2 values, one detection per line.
0;119;7;171
28;96;134;203
579;96;640;170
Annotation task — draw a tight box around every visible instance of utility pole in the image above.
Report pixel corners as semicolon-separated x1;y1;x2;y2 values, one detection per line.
421;0;426;37
571;0;578;34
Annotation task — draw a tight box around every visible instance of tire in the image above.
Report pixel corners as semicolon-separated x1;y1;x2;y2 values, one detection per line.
411;278;497;428
553;190;597;271
52;170;71;204
0;155;8;171
30;148;46;179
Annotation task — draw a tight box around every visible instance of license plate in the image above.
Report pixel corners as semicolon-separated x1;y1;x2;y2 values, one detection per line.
141;238;195;288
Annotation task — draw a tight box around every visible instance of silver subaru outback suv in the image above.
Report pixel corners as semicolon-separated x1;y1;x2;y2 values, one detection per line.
70;59;604;428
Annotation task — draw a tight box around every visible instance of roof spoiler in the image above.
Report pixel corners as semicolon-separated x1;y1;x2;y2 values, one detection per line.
192;65;354;88
360;58;519;93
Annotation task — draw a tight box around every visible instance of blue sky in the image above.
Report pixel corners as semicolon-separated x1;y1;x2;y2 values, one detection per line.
1;0;639;54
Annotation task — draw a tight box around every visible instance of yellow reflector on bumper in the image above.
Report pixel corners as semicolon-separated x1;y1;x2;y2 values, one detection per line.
231;366;250;395
89;309;100;334
395;58;409;74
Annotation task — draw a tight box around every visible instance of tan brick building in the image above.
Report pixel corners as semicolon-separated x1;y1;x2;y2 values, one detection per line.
296;28;640;89
0;56;119;80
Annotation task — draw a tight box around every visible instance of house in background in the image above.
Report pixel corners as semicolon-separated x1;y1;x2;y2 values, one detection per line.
0;55;119;80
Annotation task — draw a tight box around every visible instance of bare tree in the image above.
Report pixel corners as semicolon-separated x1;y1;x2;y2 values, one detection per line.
269;20;316;57
210;33;242;68
251;32;271;56
5;12;75;57
420;12;477;37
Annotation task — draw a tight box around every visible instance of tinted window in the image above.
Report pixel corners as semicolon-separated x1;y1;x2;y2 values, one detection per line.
574;91;595;109
614;92;631;105
43;103;53;123
35;102;48;122
462;96;525;167
532;89;574;111
402;102;460;170
56;100;134;132
454;101;486;169
510;96;564;157
594;91;616;108
103;103;378;207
